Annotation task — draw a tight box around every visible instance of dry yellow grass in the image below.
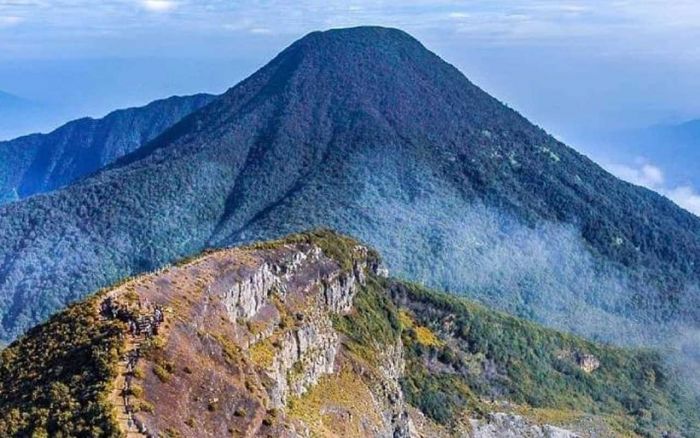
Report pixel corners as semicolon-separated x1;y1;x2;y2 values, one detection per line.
249;339;276;369
398;310;413;328
288;367;384;437
514;405;584;425
399;309;444;347
413;326;443;347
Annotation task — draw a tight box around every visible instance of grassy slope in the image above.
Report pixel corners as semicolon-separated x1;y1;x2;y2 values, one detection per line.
390;281;700;437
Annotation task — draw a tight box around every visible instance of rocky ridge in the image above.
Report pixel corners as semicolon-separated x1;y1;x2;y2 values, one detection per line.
0;231;696;437
97;233;411;437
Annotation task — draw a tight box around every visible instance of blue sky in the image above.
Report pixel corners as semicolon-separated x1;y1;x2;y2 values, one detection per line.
2;1;699;131
1;1;699;212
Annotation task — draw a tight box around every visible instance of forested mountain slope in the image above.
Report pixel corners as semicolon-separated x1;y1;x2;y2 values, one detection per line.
0;93;215;204
0;27;699;356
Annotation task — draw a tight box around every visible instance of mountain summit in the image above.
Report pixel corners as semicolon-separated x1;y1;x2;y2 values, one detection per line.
0;27;699;353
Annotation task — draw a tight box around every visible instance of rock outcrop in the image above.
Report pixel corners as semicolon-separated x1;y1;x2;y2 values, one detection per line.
86;233;411;437
470;413;578;438
221;262;279;321
574;353;600;374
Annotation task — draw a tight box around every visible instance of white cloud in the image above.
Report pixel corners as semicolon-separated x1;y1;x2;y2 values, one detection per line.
605;161;700;216
607;162;664;188
448;12;470;19
667;186;700;216
141;0;177;12
249;27;272;35
0;16;22;27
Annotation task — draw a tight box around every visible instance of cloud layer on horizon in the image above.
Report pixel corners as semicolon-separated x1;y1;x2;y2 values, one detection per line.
1;1;700;60
606;160;700;216
142;0;177;12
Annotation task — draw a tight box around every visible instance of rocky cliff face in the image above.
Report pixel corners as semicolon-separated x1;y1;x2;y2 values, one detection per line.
92;233;412;437
102;234;586;438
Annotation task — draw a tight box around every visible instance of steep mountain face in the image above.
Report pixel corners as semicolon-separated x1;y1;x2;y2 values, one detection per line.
0;93;215;204
1;232;696;437
0;26;699;353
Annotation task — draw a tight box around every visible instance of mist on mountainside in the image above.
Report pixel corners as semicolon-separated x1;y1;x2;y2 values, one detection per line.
235;167;700;353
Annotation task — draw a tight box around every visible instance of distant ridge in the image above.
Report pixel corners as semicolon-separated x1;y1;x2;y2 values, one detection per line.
0;93;215;204
0;26;698;356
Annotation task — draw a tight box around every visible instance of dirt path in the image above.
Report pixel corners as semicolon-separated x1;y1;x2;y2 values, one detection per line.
108;335;146;437
99;290;149;438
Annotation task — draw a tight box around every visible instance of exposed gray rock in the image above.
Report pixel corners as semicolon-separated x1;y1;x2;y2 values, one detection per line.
376;338;412;438
322;270;358;313
575;353;600;374
225;244;374;408
220;242;411;433
470;413;579;438
221;262;279;320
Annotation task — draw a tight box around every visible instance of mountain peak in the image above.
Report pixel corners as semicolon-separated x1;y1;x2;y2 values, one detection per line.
2;27;700;378
121;25;492;167
291;25;420;50
205;25;500;147
223;25;455;101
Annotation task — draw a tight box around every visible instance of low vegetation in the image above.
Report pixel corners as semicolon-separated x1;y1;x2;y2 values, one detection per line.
249;338;276;369
393;281;700;437
287;367;383;436
0;296;123;437
325;264;700;437
250;228;380;272
331;276;402;364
